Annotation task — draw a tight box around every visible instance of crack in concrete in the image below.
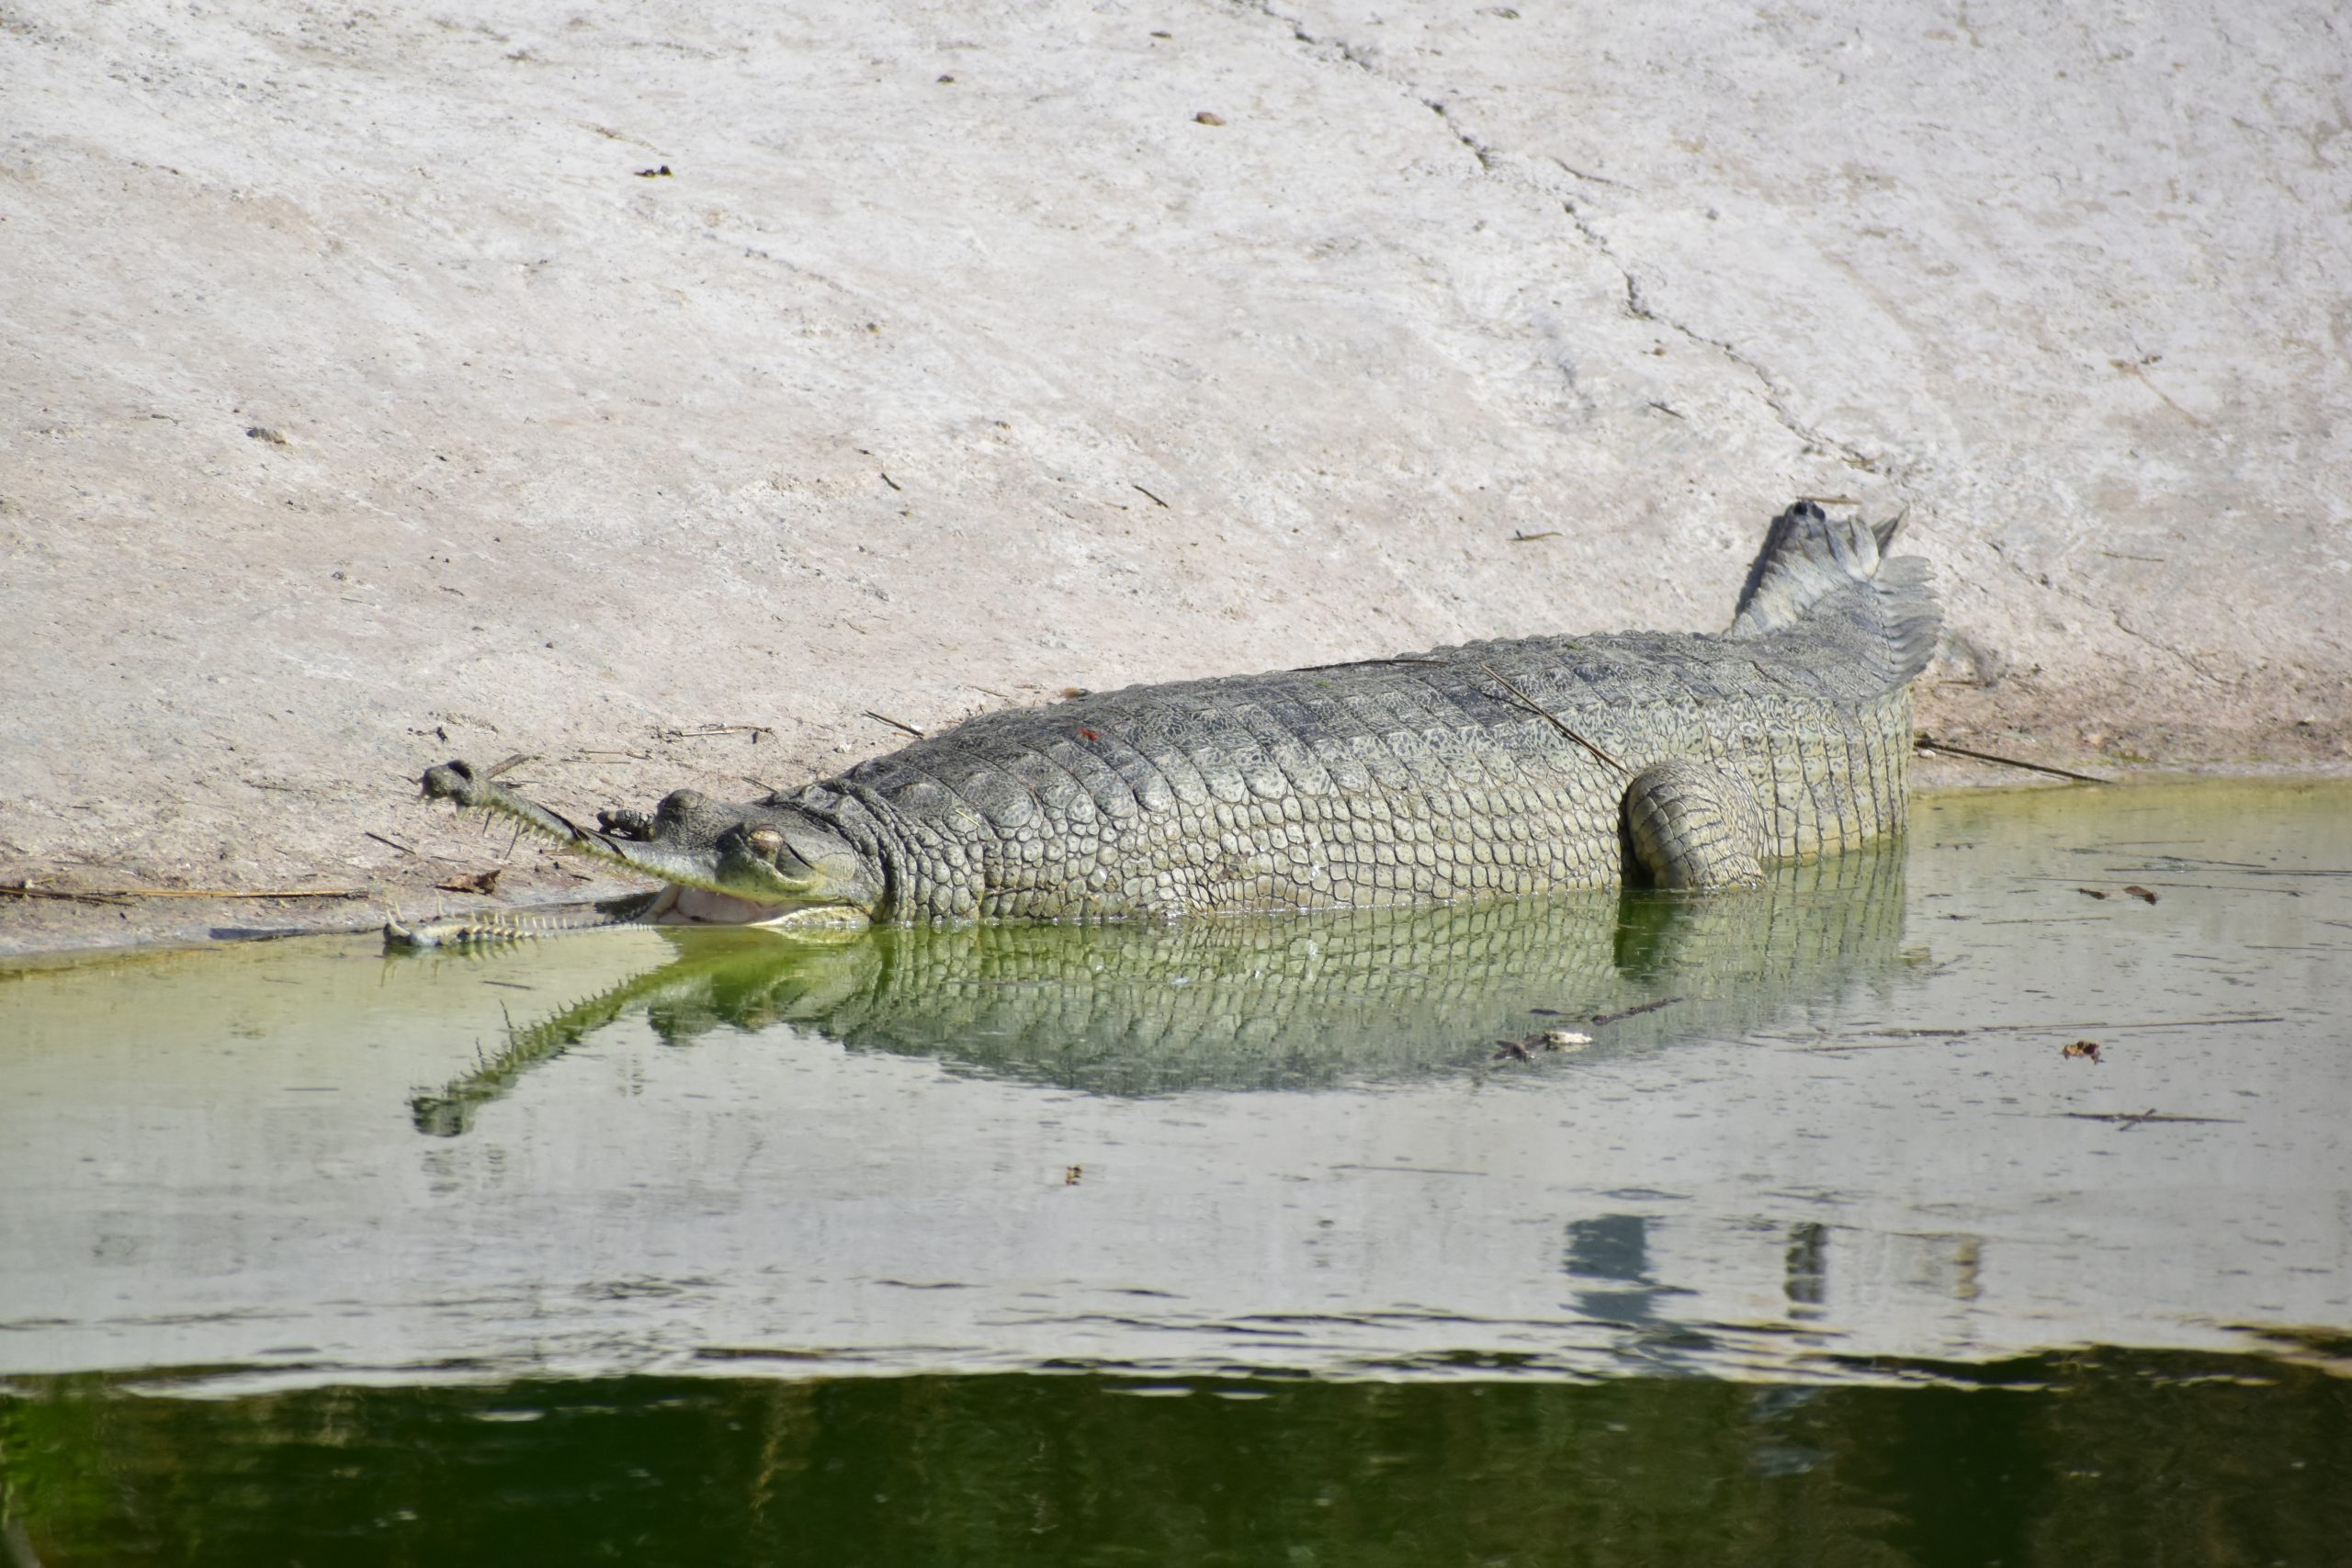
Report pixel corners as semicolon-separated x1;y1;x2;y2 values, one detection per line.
1604;242;1883;476
1238;0;1887;479
1989;546;2229;687
2108;604;2232;688
1548;154;1633;192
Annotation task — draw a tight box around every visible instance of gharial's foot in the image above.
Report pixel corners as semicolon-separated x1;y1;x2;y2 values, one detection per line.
1623;760;1767;890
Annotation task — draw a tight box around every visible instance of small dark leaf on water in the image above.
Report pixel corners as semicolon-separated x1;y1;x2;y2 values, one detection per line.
634;164;673;178
1064;1165;1084;1185
1193;111;1225;126
2123;885;2159;904
2078;887;2109;900
435;869;503;895
2063;1039;2101;1062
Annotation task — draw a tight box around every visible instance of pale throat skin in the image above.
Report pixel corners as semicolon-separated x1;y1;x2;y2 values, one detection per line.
409;502;1938;940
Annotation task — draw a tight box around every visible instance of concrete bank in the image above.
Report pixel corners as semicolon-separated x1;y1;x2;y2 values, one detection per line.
4;1;2346;953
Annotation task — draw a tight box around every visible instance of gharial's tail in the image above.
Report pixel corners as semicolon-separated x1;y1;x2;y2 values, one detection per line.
1725;501;1939;684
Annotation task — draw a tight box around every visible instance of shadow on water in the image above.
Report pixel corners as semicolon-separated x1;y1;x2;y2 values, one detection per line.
6;1346;2351;1568
412;846;1909;1133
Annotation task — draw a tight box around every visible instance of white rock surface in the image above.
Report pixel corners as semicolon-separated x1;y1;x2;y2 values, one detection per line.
3;0;2346;949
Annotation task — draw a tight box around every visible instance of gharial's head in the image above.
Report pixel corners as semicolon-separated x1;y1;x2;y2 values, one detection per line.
419;761;884;930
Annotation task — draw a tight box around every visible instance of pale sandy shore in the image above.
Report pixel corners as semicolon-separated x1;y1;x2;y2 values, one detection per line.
5;1;2346;954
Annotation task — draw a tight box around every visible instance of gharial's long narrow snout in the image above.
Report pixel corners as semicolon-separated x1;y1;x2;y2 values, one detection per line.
422;760;737;889
418;760;882;924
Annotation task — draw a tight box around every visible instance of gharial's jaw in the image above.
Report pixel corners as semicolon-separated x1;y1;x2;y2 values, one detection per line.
418;760;882;921
421;760;733;889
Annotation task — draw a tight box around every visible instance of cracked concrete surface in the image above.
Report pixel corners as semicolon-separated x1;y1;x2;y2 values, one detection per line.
3;0;2346;953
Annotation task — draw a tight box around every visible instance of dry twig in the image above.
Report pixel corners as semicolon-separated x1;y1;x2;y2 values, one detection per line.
1914;732;2106;784
0;883;132;907
2057;1108;2238;1128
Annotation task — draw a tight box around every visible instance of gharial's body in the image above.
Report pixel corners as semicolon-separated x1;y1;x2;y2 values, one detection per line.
399;502;1938;942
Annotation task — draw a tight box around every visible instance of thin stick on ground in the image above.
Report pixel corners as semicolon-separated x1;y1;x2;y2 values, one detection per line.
1914;732;2107;784
657;724;775;743
12;886;374;901
1480;663;1630;777
0;884;134;907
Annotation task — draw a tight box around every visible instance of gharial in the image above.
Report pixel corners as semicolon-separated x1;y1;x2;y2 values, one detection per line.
393;501;1937;946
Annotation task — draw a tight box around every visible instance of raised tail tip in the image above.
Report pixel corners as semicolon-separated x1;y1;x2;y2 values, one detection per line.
1726;499;1939;680
1729;500;1906;633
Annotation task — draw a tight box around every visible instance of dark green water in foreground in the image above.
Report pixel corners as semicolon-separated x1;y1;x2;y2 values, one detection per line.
9;1350;2350;1567
4;779;2349;1564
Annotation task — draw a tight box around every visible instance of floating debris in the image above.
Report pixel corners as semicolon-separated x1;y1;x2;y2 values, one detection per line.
1491;1028;1592;1062
2057;1108;2240;1128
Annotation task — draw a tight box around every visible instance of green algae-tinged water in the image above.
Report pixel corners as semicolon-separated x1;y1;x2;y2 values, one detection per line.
2;779;2347;1565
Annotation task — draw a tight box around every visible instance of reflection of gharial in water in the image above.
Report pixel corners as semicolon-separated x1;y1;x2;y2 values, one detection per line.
410;847;1906;1134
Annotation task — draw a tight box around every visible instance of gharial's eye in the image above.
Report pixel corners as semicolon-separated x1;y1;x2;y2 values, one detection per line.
746;827;786;855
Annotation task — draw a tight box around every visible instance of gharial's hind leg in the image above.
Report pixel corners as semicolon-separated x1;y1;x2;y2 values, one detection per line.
1623;760;1766;890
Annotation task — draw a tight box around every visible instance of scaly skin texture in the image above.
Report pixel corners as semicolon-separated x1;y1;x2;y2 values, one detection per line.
406;502;1937;933
784;640;1913;918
